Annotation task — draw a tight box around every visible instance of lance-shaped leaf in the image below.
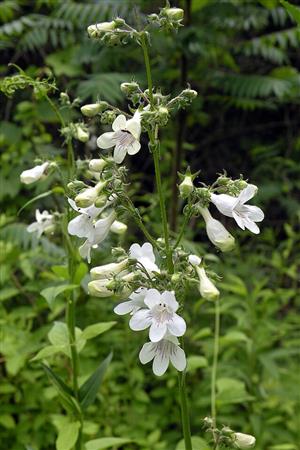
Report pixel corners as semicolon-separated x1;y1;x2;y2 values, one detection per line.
85;437;132;450
79;352;113;410
42;364;81;416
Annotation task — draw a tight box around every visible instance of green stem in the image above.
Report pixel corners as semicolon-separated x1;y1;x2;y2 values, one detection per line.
141;33;192;450
174;211;191;249
178;371;193;450
211;299;220;431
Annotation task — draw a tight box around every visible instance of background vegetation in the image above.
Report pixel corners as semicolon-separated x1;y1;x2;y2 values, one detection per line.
0;1;299;449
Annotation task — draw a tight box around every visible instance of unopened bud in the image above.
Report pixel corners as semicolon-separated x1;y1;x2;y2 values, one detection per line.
90;259;128;280
164;7;184;21
75;181;107;208
94;195;107;208
234;433;256;449
89;159;107;172
199;207;235;252
88;279;114;297
179;176;194;198
120;81;139;96
74;124;89;143
87;21;117;38
110;220;127;235
188;254;201;266
81;103;101;117
196;266;220;301
181;88;198;100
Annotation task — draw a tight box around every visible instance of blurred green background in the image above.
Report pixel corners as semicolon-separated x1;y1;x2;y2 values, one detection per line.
0;1;299;449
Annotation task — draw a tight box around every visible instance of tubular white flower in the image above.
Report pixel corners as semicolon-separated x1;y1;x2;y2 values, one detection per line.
199;207;235;252
67;198;103;239
20;162;49;184
87;21;117;38
114;287;147;315
210;184;264;234
110;220;127;235
97;112;141;164
129;242;159;275
81;104;101;117
234;433;256;449
75;181;107;208
139;334;186;376
27;209;54;238
90;259;128;280
196;266;220;301
129;289;186;342
79;210;116;263
74;124;89;143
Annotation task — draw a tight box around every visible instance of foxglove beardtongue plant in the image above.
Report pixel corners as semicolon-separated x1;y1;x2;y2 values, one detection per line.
7;4;265;449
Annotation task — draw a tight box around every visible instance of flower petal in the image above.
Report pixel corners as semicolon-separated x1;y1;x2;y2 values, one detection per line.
210;193;236;217
68;215;93;238
161;291;178;311
238;184;257;204
113;145;127;164
79;240;92;263
127;140;141;155
141;242;155;262
139;342;156;364
126;115;141;140
232;211;246;230
244;205;264;222
152;349;169;376
144;288;161;309
114;300;134;315
149;322;167;342
112;114;127;131
129;243;143;259
167;314;186;337
129;309;151;331
170;345;186;372
244;218;260;234
97;132;115;149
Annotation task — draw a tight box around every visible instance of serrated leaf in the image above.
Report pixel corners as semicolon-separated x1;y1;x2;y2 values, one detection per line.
79;352;112;410
85;437;132;450
56;421;80;450
40;284;78;308
81;322;116;340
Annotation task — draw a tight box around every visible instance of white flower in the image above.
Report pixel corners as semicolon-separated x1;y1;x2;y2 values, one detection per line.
234;433;256;449
129;289;186;342
114;287;147;315
27;209;54;238
97;112;141;164
79;210;116;263
210;185;264;234
110;220;127;235
196;266;220;301
139;334;186;376
68;198;103;239
87;21;117;38
88;272;134;298
188;254;202;266
129;242;159;274
199;207;235;252
89;159;107;173
81;104;101;117
90;259;128;279
20;162;49;184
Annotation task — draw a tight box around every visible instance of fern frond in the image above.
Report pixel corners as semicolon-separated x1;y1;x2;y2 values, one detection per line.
0;0;20;23
77;73;131;103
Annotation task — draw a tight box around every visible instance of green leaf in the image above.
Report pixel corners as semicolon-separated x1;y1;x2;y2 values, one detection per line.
79;352;112;410
217;378;254;405
81;322;116;340
40;284;78;308
42;364;80;415
56;421;80;450
176;436;210;450
31;345;62;361
0;414;16;429
187;356;208;372
280;1;300;26
85;437;132;450
48;321;86;356
0;287;19;302
220;331;249;346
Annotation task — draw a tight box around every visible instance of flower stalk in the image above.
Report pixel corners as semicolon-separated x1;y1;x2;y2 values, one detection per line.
211;298;221;448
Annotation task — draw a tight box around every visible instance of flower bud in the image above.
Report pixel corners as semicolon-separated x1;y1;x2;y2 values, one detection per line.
181;88;198;101
88;279;113;297
179;176;194;198
199;207;235;252
81;103;102;117
171;273;181;283
196;266;220;301
75;181;107;208
234;433;256;449
217;175;230;186
89;158;107;172
164;7;184;21
188;254;201;266
74;124;89;143
114;17;125;27
110;220;127;235
94;194;107;208
20;162;49;185
120;81;140;96
87;21;117;38
90;259;128;280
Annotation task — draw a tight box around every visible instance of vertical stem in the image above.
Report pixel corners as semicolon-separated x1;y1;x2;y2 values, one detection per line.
141;34;192;450
211;299;220;439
